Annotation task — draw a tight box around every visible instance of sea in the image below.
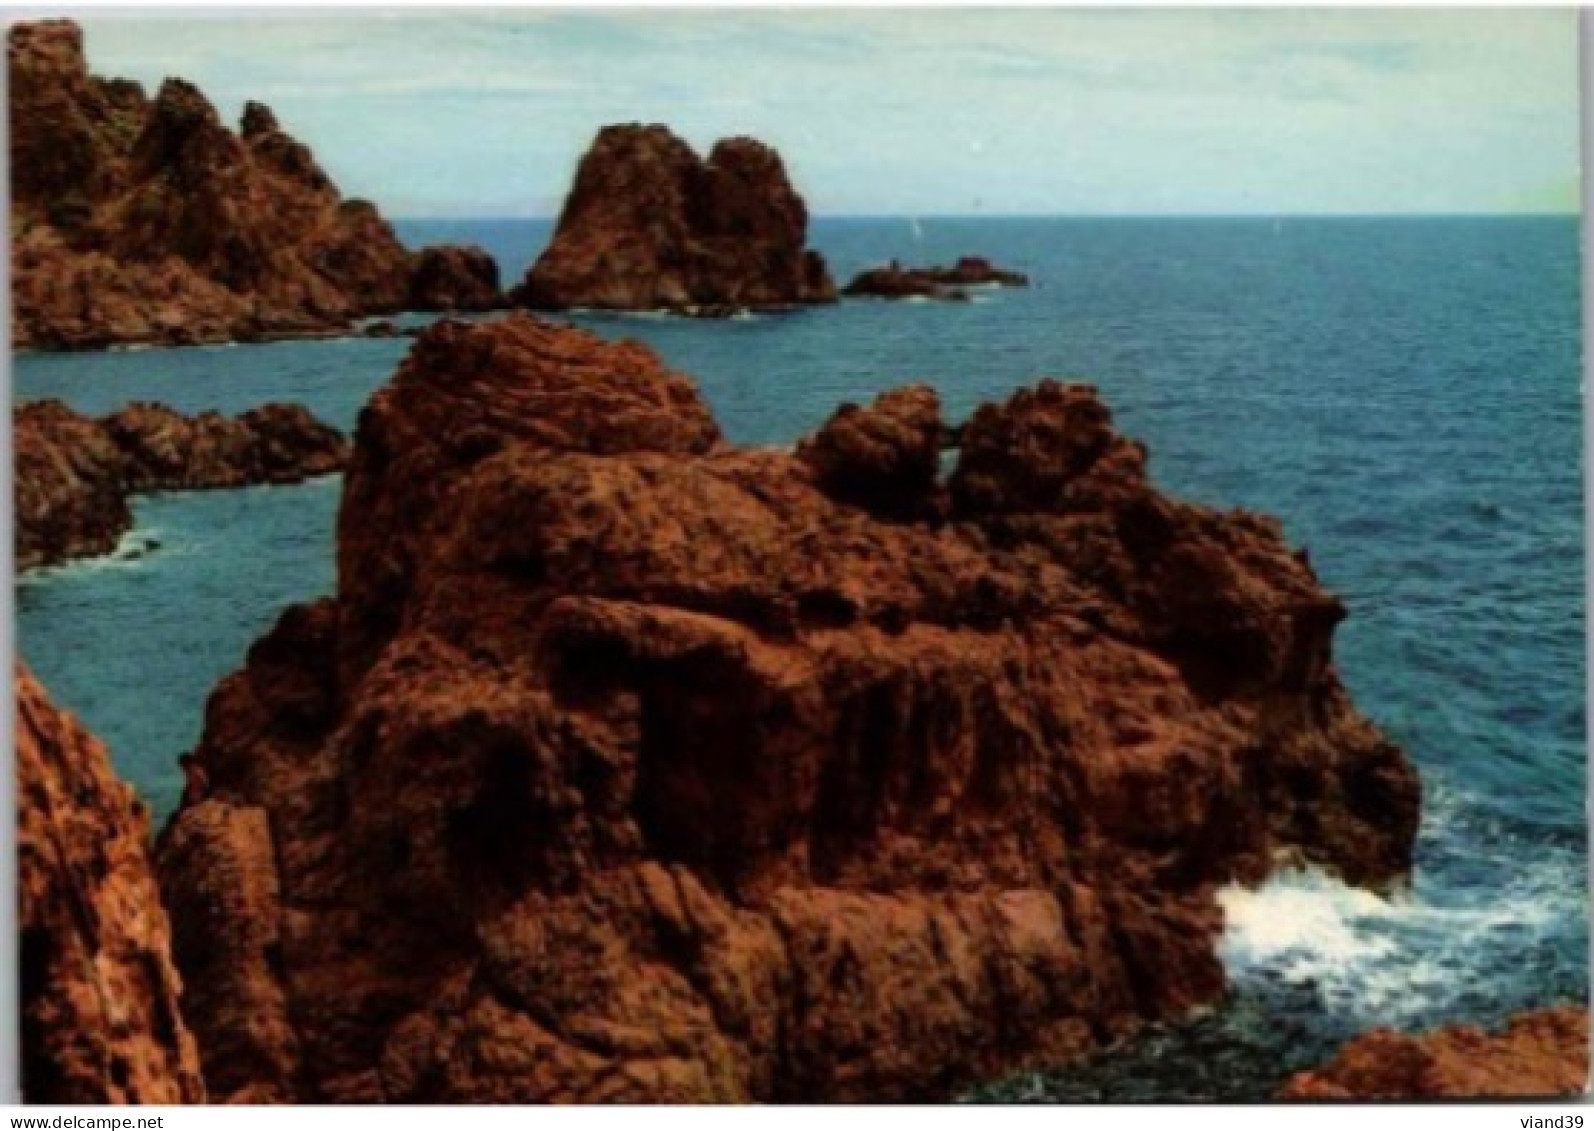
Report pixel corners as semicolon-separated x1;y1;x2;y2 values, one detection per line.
12;216;1587;1100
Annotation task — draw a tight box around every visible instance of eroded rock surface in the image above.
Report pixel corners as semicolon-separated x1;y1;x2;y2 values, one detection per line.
9;20;500;349
18;665;204;1103
157;313;1419;1102
16;398;348;569
515;123;836;313
1281;1007;1589;1099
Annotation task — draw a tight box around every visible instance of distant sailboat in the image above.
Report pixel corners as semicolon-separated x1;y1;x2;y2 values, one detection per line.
909;217;924;241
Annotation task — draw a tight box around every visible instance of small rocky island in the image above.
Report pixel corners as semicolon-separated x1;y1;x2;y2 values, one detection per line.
9;20;505;350
514;123;837;314
141;314;1421;1102
15;399;349;569
844;256;1030;302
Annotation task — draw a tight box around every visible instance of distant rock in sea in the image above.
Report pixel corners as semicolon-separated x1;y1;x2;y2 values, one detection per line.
155;313;1419;1102
8;19;504;350
18;664;205;1102
1280;1007;1589;1099
843;256;1030;301
15;398;350;569
514;122;837;313
407;245;505;313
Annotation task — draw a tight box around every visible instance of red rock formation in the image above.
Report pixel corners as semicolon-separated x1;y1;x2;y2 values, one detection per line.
796;384;948;521
1281;1007;1589;1099
515;124;837;313
843;257;1030;302
18;664;205;1103
154;313;1418;1102
408;245;505;313
8;20;502;349
15;398;349;569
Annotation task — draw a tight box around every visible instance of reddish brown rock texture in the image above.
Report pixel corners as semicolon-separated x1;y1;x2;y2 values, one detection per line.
9;20;501;349
407;245;505;313
1281;1007;1589;1099
16;398;349;569
515;123;837;313
795;384;947;521
18;665;205;1103
154;313;1419;1102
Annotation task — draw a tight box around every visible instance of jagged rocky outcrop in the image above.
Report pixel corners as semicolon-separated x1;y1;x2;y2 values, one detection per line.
1281;1007;1589;1099
16;398;349;569
514;123;836;313
18;665;205;1103
9;20;501;349
843;257;1030;302
155;313;1419;1102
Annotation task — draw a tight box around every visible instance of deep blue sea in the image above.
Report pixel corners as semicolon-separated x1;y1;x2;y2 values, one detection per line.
13;216;1587;1099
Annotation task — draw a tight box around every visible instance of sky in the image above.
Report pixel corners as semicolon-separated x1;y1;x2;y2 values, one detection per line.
69;9;1581;218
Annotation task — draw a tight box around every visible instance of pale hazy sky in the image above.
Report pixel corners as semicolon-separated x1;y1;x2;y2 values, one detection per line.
72;9;1580;218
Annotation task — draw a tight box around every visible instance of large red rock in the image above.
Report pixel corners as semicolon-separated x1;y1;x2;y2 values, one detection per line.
1281;1007;1589;1099
156;313;1419;1102
15;398;349;570
515;124;837;313
8;20;502;349
18;664;205;1103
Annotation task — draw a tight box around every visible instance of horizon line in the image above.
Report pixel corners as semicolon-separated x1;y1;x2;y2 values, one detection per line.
392;210;1581;222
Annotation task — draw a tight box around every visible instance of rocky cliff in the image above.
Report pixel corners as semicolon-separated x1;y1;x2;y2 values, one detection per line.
9;20;503;350
515;124;836;313
16;398;349;569
154;313;1419;1102
18;665;205;1103
1281;1007;1588;1099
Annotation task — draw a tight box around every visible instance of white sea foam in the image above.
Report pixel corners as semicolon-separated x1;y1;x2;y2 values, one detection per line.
1217;869;1405;1015
573;307;673;321
1217;820;1583;1027
19;526;164;586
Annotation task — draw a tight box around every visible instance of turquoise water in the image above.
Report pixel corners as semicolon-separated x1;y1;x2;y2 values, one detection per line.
14;216;1586;1098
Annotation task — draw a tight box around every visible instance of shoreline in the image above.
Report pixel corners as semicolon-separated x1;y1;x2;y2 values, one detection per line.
15;469;346;580
10;290;1010;357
